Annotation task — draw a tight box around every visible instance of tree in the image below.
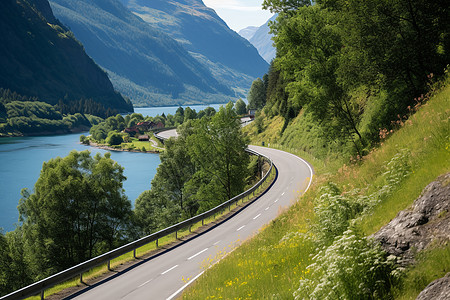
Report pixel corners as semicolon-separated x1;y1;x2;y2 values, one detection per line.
18;151;132;276
234;98;247;115
106;131;123;146
247;78;267;110
184;107;197;122
186;103;250;210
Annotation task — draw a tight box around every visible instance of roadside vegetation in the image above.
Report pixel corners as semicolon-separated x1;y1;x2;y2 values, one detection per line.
183;0;449;297
183;62;449;300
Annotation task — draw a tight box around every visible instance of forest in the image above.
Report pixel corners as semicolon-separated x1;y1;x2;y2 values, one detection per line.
0;103;260;296
246;0;449;159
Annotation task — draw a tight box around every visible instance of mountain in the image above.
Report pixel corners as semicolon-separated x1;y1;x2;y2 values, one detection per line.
0;0;133;115
238;26;259;42
119;0;269;99
241;15;277;63
49;0;238;107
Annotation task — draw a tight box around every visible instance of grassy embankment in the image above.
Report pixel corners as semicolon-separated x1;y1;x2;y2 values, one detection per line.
182;76;449;298
26;163;277;299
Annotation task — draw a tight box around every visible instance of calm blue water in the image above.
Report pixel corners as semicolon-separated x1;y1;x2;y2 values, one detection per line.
0;132;160;232
134;103;226;117
0;103;228;232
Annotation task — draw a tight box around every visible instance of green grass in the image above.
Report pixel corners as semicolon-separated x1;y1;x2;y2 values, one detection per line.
26;164;277;299
183;77;450;299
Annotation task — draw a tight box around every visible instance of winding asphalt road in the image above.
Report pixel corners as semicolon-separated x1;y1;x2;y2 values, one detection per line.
71;130;313;300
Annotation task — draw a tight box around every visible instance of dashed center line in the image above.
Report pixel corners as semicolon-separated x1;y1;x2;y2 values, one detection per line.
161;265;178;275
138;279;152;288
188;248;209;260
281;192;285;196
265;207;270;211
253;213;261;220
275;198;279;203
213;240;221;246
237;225;245;232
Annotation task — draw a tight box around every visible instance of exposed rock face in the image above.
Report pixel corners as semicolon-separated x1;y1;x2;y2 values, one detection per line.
416;272;450;300
372;173;450;266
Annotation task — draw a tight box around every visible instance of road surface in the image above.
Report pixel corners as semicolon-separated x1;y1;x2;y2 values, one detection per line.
71;134;313;300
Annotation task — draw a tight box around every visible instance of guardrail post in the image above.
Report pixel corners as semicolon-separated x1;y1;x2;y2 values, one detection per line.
41;289;44;300
156;239;158;248
175;231;178;240
107;260;111;271
133;248;137;259
80;273;83;284
202;218;204;226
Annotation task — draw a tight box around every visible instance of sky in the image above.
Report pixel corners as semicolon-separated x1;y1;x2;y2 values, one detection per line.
203;0;274;32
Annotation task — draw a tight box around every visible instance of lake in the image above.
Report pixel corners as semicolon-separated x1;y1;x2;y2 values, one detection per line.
134;103;225;117
0;103;226;232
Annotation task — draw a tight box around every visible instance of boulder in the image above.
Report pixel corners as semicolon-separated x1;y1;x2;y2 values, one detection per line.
416;272;450;300
372;173;450;265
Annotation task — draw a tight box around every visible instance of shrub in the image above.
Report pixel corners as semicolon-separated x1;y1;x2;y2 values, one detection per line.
294;230;397;300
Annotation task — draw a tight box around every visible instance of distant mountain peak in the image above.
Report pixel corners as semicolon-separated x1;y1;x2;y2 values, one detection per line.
241;14;277;63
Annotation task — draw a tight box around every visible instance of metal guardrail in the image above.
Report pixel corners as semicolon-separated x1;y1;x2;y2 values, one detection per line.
1;133;274;300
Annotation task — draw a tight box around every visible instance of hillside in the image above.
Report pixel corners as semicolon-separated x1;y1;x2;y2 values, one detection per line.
49;0;238;107
183;68;450;300
238;26;259;40
119;0;269;100
240;14;277;63
0;0;132;115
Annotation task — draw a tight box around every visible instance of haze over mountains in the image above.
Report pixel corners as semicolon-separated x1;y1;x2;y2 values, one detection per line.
49;0;269;107
0;0;132;114
239;14;277;63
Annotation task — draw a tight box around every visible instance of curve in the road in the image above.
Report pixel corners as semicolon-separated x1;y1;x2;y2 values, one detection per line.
71;134;313;300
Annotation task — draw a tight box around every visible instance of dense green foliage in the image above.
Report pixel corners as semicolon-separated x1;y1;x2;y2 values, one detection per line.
88;106;217;145
0;0;132;115
255;0;449;158
183;70;449;300
247;77;267;110
234;99;247;115
0;89;98;136
0;151;133;295
135;103;252;235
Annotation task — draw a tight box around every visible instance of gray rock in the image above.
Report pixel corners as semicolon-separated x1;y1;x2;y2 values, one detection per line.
416;272;450;300
372;173;450;266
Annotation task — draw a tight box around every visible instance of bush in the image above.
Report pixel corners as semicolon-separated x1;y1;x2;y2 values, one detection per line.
106;131;123;146
295;230;397;300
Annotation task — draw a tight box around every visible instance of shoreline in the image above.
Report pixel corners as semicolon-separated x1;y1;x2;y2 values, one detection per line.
85;142;162;154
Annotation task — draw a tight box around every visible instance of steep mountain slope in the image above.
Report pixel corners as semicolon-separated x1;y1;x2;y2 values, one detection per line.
0;0;132;114
120;0;269;97
240;15;277;63
49;0;234;107
238;26;259;41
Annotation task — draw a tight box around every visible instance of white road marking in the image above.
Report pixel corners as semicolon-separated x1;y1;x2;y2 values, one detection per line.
138;279;152;288
253;214;261;220
237;225;245;232
275;198;279;203
166;271;205;300
265;207;270;211
281;192;285;196
161;265;179;275
188;248;209;260
213;240;221;246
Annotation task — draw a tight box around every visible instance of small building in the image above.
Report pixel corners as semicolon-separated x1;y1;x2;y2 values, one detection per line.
136;121;156;131
248;109;257;117
155;122;165;129
124;127;140;135
138;135;150;141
